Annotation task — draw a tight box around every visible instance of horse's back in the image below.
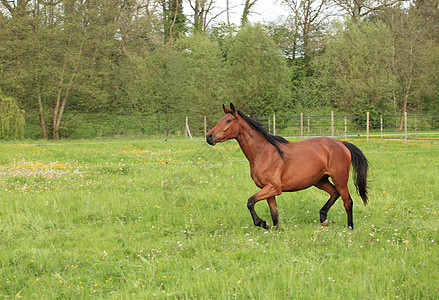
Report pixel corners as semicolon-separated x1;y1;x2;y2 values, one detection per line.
285;137;350;160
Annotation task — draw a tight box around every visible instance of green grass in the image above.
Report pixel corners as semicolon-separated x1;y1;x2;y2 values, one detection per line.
0;137;438;299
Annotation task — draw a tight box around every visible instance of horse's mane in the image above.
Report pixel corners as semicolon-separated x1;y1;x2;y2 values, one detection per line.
237;110;289;159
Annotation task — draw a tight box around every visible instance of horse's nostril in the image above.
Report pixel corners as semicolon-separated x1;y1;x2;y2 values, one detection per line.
206;133;215;145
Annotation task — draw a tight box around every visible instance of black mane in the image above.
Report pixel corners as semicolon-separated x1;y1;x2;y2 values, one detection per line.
237;110;289;159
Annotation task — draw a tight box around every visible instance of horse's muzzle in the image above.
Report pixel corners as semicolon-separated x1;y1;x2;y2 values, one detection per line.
206;133;217;145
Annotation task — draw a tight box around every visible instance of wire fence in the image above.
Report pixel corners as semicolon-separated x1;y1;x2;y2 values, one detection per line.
186;112;439;142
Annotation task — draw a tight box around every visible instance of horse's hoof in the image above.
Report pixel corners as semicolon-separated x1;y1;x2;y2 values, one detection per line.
321;219;329;226
263;221;270;229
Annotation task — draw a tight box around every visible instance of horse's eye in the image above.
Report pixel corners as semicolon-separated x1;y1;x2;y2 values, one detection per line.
226;119;232;123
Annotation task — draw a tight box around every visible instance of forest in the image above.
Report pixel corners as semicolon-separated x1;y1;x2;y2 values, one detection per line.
1;0;438;139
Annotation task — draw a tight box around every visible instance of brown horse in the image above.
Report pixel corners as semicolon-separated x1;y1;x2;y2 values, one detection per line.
206;103;369;230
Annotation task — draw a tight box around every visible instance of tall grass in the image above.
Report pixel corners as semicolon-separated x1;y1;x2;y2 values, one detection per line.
0;138;438;298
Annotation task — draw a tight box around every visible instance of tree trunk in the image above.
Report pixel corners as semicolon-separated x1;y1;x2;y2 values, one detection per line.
169;0;180;37
52;29;72;138
34;76;47;139
399;76;412;130
32;9;47;139
241;0;257;26
52;25;87;139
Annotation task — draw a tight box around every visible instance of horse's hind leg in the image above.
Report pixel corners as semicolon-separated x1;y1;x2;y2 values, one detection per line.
342;189;354;229
330;172;354;229
315;175;340;226
336;185;353;229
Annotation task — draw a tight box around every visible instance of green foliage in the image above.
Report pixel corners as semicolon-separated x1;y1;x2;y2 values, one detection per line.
173;33;227;116
207;22;239;58
0;0;122;139
1;0;438;139
315;20;396;115
0;138;438;298
0;90;25;139
225;24;292;116
289;59;332;110
418;44;439;114
163;0;187;40
122;33;226;135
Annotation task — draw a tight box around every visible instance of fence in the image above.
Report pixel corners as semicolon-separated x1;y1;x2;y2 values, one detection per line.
186;112;439;143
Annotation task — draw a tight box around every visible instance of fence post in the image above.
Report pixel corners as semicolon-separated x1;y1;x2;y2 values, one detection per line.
300;113;304;139
344;116;347;139
331;111;334;138
415;114;417;138
268;117;271;134
404;111;408;144
307;116;310;138
273;113;276;136
366;112;370;141
380;115;383;139
204;116;207;138
185;116;188;138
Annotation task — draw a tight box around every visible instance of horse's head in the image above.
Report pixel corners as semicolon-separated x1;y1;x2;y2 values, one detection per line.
206;103;241;145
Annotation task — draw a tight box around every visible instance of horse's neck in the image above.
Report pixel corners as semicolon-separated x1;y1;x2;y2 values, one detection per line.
236;125;270;164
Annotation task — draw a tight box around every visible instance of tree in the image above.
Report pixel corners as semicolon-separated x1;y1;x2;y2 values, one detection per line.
187;0;233;32
0;89;25;139
1;0;120;139
174;33;226;115
125;33;226;134
389;4;438;116
225;24;291;115
316;20;396;115
374;3;439;116
282;0;328;64
241;0;258;26
331;0;404;21
161;0;186;40
127;42;183;135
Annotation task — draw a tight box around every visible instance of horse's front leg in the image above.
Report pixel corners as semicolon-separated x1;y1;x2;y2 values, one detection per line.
247;184;281;229
267;196;279;230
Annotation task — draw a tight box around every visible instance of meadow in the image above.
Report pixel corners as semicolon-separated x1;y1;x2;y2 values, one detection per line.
0;137;438;299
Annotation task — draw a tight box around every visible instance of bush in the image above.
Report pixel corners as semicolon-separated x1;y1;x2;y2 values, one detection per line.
0;90;25;139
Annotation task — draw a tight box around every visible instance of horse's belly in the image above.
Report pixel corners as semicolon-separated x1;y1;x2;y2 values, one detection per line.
281;168;326;192
281;181;314;192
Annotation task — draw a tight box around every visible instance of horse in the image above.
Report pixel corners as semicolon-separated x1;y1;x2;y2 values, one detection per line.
206;103;369;230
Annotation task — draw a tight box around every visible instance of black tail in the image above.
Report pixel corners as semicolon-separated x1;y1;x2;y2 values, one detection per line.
342;141;369;205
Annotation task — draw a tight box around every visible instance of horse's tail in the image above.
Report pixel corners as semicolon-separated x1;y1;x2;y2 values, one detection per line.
342;141;369;205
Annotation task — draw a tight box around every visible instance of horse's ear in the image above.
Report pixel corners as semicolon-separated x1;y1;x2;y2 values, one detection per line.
230;103;236;114
223;104;229;114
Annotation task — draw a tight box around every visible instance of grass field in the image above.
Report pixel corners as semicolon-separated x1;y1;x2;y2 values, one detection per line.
0;137;438;299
